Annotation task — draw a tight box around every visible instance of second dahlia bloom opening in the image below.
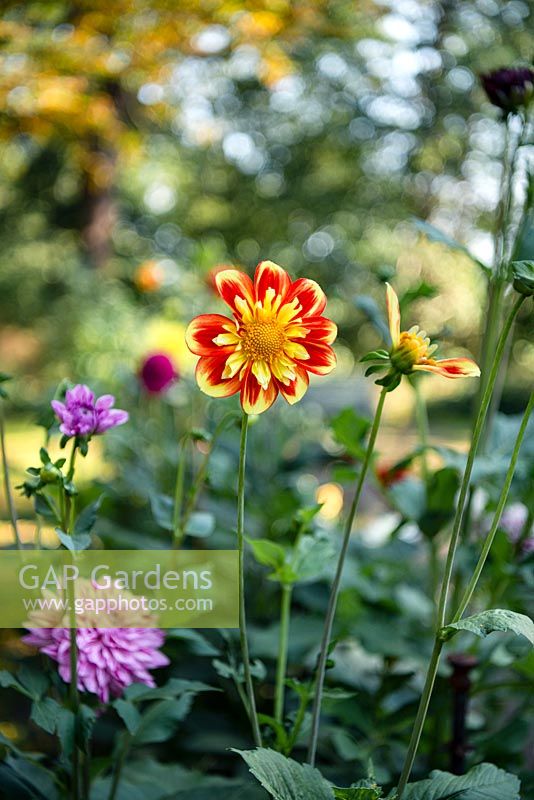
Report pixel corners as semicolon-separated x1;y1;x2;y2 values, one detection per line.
186;260;337;414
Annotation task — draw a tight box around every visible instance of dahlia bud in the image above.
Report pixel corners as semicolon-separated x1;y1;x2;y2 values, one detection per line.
512;261;534;297
481;67;534;115
39;463;62;484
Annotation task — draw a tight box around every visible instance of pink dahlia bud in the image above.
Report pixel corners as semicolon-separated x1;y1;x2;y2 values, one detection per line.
139;353;177;394
51;384;128;438
481;67;534;114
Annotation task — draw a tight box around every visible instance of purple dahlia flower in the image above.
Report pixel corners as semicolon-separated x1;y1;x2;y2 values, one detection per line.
51;384;128;438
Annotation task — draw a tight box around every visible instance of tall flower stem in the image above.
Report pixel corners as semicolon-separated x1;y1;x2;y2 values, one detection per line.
62;443;80;800
274;583;292;724
453;390;534;622
172;436;188;548
396;294;525;799
0;400;22;550
308;386;388;766
237;412;262;746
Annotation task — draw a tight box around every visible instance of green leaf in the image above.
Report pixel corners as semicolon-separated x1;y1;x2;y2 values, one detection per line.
511;260;534;296
360;350;389;363
56;708;76;759
30;697;62;734
131;696;193;744
184;511;215;538
419;468;459;538
114;699;142;734
34;493;58;520
150;492;174;531
412;219;490;274
442;609;534;646
290;532;336;584
331;408;371;460
234;748;334;800
403;762;520;799
74;495;103;534
56;527;91;551
17;664;49;699
247;538;287;570
0;756;58;800
388;478;426;521
333;788;382;800
124;677;215;703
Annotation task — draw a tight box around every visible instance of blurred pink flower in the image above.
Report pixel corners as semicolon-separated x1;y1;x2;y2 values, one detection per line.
23;579;169;703
139;353;177;394
51;384;128;438
500;502;534;554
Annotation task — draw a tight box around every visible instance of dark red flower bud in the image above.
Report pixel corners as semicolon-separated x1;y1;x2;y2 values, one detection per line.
480;67;534;114
139;353;177;394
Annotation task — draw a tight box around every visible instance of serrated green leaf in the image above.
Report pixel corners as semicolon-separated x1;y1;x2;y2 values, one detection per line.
403;761;520;799
442;609;534;646
234;747;334;800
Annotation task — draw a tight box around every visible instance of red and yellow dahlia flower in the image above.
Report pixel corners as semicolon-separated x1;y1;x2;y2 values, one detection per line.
186;261;337;414
385;283;480;378
362;284;480;390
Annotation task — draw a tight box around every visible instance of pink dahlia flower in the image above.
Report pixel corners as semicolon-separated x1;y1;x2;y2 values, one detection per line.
139;353;177;394
51;384;128;438
23;580;169;703
23;627;169;703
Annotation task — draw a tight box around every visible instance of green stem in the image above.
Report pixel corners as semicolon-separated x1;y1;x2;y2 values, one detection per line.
307;386;388;766
63;442;80;800
396;295;525;799
436;294;524;629
453;390;534;623
286;686;311;755
274;583;292;724
237;412;262;746
107;733;132;800
172;437;188;548
396;639;443;797
0;401;22;550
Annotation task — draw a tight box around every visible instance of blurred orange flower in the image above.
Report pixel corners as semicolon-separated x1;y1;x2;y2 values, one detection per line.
134;260;164;293
186;261;337;414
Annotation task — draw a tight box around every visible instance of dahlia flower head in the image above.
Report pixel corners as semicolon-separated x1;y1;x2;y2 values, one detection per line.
23;579;169;703
186;260;337;414
51;384;128;438
385;284;480;379
139;353;177;394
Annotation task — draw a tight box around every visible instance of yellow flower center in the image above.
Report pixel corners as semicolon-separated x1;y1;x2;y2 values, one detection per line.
240;320;286;361
390;328;437;374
